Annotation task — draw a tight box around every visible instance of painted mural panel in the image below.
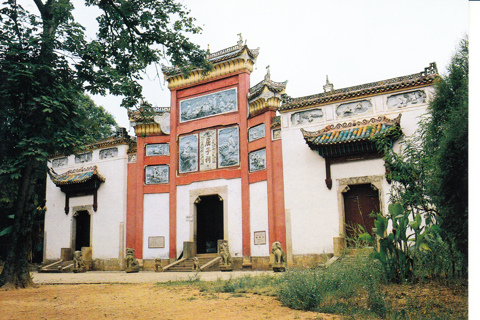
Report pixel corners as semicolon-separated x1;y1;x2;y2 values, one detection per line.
291;108;324;125
52;157;68;168
248;123;265;141
179;88;237;122
145;165;169;184
99;147;118;159
387;90;426;109
199;130;217;171
179;134;198;173
336;100;373;118
218;126;239;168
146;143;170;156
249;148;266;172
75;152;92;163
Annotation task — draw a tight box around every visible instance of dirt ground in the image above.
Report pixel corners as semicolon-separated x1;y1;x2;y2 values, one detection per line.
0;283;341;320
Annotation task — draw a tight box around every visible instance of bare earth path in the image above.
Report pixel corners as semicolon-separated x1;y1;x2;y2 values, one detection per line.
0;272;341;320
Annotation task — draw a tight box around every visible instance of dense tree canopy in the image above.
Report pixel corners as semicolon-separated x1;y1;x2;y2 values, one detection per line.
425;38;468;272
373;38;468;279
0;0;211;288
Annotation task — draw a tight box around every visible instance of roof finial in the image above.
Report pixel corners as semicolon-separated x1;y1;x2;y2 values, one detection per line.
237;33;243;47
265;65;271;81
323;75;334;93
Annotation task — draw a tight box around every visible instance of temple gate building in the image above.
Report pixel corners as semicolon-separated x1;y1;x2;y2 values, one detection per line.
44;38;438;270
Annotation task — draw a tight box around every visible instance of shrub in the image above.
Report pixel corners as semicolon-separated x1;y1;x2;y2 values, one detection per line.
278;255;386;314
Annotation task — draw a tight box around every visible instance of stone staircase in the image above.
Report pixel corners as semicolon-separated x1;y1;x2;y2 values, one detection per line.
38;259;74;273
164;254;220;272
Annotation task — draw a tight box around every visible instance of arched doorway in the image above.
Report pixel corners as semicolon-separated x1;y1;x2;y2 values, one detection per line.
74;210;91;251
195;195;224;254
343;184;379;243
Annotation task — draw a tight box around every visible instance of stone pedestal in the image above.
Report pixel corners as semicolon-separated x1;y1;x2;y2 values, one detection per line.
333;237;346;257
183;241;195;259
81;247;93;270
60;248;72;261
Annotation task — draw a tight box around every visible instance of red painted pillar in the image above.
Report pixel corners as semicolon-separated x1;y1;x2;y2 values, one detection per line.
134;137;145;258
169;89;178;259
238;73;251;257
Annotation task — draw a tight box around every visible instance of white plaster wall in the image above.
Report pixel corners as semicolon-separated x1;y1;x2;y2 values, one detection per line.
176;178;243;259
281;128;336;255
281;88;432;256
143;193;170;259
249;181;269;257
44;144;128;261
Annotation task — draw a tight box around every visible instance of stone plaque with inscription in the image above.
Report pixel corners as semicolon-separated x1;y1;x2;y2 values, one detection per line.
254;231;267;245
148;236;165;248
199;130;217;171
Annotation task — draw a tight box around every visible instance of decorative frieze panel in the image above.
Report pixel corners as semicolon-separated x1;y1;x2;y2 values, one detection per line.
336;100;373;118
179;88;237;122
248;123;265;141
291;108;324;125
75;152;92;164
387;90;426;109
199;130;217;171
52;157;68;168
146;143;169;156
218;126;240;168
145;165;169;184
179;134;198;173
99;147;118;159
128;154;137;163
272;128;281;140
249;148;266;172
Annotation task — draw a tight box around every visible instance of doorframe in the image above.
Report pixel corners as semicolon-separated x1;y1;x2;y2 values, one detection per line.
336;175;384;238
189;185;228;254
71;205;94;252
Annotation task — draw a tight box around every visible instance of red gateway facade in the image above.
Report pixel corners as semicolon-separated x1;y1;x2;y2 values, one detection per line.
126;39;287;269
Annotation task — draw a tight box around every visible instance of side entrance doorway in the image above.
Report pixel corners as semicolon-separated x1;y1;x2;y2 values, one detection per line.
195;195;224;254
74;210;91;251
343;184;379;243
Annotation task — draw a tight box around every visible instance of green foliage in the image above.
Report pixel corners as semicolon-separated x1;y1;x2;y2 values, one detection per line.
0;0;211;287
365;38;469;280
278;255;386;316
361;203;432;283
425;38;468;274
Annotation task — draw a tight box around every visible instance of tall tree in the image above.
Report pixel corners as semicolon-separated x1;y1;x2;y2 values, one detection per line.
0;0;211;289
425;38;468;274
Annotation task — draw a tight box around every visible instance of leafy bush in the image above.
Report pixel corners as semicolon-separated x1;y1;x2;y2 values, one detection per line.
278;255;386;316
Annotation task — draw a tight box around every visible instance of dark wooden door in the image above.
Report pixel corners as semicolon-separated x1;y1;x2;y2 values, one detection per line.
75;210;91;251
196;195;224;254
343;184;379;241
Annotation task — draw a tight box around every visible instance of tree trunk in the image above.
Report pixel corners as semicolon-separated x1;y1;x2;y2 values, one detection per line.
0;157;39;289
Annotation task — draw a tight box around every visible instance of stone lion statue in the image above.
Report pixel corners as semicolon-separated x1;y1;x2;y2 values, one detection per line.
218;241;233;271
73;250;86;273
192;257;200;271
271;241;286;272
125;248;140;273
